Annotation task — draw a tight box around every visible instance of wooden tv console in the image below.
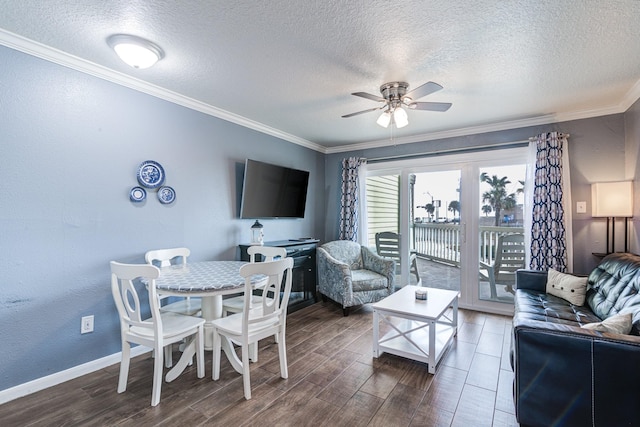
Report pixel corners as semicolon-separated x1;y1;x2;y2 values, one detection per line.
238;239;319;313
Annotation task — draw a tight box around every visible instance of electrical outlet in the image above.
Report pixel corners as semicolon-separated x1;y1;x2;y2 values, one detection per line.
81;315;94;334
576;201;587;214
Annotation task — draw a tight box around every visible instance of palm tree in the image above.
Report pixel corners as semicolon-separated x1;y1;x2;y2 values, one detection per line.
482;204;492;216
480;173;517;226
417;203;435;221
448;200;460;218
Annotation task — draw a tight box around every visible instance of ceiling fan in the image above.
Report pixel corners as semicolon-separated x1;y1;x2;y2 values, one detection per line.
342;81;452;128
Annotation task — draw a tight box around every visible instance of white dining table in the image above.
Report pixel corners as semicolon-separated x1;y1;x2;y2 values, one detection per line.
153;260;265;381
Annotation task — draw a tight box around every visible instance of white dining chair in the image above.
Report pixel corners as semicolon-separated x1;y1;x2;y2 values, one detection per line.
222;246;287;316
145;247;201;367
144;248;201;316
110;261;205;407
212;257;293;400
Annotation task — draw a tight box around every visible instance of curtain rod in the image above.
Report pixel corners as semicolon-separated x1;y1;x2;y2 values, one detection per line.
366;140;529;164
528;133;570;141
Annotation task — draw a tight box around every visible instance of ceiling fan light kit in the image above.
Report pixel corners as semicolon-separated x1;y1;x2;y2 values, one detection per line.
392;107;408;128
107;34;164;69
342;80;452;129
376;111;392;128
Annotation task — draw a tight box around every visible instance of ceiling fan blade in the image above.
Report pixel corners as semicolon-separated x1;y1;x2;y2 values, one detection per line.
351;92;386;102
404;81;443;100
341;106;384;118
409;101;452;112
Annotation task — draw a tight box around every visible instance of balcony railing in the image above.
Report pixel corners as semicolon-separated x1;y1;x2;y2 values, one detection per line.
413;223;525;266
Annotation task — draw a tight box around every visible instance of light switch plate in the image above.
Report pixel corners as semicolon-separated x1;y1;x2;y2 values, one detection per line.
576;201;587;214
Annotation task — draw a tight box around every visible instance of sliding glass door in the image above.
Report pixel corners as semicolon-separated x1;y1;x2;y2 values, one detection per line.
477;165;526;305
412;169;462;293
365;147;528;314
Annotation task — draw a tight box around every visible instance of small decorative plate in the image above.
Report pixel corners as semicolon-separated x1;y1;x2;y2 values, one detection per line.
157;186;176;204
129;186;146;202
137;160;165;189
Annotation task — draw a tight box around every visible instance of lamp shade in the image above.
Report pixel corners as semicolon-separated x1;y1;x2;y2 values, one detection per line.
591;181;634;217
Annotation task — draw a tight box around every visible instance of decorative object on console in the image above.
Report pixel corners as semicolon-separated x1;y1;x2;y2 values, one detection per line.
250;220;264;245
591;181;634;253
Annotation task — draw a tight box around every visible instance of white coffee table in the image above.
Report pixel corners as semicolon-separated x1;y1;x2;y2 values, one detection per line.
372;285;458;374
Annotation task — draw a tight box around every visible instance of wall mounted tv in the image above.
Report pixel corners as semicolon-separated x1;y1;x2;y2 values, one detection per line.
240;159;310;219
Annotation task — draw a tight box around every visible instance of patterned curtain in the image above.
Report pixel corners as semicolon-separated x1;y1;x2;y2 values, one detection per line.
528;132;572;271
339;157;367;241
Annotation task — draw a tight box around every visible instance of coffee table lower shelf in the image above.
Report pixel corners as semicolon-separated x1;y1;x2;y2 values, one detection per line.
374;318;456;373
378;319;455;362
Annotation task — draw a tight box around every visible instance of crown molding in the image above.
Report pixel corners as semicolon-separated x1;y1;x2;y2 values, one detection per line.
619;78;640;112
0;29;326;153
2;28;639;157
325;100;635;155
324;114;557;154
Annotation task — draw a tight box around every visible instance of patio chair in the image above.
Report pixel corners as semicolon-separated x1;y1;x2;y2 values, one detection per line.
375;231;421;285
479;233;525;299
317;240;395;316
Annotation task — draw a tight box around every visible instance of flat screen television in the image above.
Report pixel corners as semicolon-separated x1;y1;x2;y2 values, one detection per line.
240;159;310;219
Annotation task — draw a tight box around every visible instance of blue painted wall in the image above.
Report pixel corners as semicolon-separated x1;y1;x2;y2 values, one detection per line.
0;45;323;391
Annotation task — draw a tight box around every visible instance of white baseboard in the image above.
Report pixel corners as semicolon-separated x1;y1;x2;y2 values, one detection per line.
0;347;150;405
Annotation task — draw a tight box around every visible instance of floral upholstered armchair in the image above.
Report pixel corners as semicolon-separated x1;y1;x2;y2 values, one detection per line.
317;240;395;316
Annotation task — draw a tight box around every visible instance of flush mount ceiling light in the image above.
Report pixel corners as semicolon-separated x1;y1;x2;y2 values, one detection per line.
342;81;452;129
107;34;164;69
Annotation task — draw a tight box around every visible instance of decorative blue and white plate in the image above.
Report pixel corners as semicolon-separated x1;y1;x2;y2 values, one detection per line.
157;186;176;204
137;160;165;189
129;186;146;202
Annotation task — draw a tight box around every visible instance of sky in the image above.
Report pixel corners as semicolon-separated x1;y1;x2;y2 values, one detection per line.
414;164;526;220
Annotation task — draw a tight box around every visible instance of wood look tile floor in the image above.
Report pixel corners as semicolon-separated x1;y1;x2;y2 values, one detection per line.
0;301;518;427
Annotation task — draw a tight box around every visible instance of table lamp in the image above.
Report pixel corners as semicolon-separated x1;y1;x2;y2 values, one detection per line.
591;181;634;253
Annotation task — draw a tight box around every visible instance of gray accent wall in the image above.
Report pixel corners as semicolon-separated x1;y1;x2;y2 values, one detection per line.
0;45;323;391
324;114;634;275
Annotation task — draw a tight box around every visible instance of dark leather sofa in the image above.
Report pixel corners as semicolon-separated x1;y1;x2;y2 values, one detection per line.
512;252;640;427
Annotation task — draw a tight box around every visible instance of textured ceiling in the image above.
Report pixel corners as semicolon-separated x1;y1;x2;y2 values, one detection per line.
1;0;640;152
